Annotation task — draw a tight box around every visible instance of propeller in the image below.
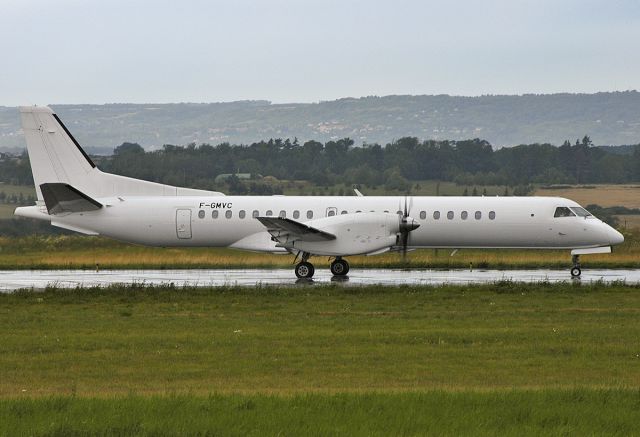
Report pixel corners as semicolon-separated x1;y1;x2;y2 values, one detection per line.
397;196;419;261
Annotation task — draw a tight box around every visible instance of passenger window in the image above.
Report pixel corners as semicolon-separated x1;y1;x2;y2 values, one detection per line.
419;211;426;220
266;210;273;216
307;210;313;219
212;210;219;219
341;210;348;215
225;210;232;219
433;211;440;220
328;210;336;217
396;210;402;215
554;207;575;218
279;210;286;218
356;210;362;213
461;211;468;220
475;211;481;220
489;211;496;220
293;210;300;219
239;210;246;219
447;211;454;220
252;210;259;218
198;210;205;219
384;210;389;213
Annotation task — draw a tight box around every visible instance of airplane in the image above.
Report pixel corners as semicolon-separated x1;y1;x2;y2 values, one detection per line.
14;106;624;279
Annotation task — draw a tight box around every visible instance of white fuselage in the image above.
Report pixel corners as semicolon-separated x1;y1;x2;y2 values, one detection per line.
17;195;624;254
14;105;625;275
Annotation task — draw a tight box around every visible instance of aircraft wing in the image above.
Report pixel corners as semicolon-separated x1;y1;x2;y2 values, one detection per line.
255;216;336;242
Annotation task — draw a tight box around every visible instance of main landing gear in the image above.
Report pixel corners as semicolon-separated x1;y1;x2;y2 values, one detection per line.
295;261;315;279
571;254;581;278
330;257;350;276
295;252;315;279
293;253;350;278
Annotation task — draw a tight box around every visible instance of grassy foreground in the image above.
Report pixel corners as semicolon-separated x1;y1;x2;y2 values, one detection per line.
3;282;640;435
2;390;640;436
1;231;639;269
2;283;640;434
4;282;640;397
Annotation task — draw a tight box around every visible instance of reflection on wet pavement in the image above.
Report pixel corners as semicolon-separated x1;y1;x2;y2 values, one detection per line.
0;268;637;291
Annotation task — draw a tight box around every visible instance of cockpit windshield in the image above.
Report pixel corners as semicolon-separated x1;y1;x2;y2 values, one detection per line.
570;207;592;217
554;207;575;217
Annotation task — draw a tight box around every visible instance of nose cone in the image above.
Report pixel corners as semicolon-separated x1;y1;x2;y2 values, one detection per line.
400;217;420;232
608;227;624;245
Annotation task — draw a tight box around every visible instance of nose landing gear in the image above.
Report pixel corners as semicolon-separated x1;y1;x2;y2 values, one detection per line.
571;255;581;278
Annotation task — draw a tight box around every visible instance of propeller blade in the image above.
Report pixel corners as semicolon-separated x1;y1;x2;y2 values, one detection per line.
401;230;409;261
397;196;418;263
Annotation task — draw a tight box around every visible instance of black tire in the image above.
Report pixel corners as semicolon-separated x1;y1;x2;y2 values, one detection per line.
330;259;350;276
295;262;315;279
571;267;581;278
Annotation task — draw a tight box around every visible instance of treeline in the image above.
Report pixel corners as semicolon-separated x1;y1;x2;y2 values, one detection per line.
103;137;640;193
2;136;639;192
0;156;32;186
0;191;36;205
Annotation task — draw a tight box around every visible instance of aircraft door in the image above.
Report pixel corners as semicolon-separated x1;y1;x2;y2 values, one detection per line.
176;209;192;239
326;207;337;217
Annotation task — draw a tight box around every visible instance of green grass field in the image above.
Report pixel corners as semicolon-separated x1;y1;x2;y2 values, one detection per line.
3;390;640;436
2;283;640;435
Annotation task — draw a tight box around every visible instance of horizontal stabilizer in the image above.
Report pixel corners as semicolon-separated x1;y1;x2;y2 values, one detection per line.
40;183;102;215
256;216;336;242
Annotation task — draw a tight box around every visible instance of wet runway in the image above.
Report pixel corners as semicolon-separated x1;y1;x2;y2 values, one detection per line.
0;268;638;291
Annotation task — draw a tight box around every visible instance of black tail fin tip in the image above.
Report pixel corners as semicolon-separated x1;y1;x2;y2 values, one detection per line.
52;114;96;168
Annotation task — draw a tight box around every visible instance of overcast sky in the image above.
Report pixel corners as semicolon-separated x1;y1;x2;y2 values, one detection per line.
1;0;639;105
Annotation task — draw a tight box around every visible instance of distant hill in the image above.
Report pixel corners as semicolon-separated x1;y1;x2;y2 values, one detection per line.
597;145;638;155
2;92;640;152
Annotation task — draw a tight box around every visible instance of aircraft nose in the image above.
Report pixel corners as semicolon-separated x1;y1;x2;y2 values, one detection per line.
608;227;624;245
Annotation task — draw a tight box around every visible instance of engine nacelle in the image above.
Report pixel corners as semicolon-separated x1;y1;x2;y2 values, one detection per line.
292;212;400;256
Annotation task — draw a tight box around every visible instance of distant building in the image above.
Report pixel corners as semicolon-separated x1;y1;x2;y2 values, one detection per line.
214;173;262;183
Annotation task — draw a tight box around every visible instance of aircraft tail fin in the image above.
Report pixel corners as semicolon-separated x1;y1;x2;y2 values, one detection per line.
19;106;225;201
20;106;97;203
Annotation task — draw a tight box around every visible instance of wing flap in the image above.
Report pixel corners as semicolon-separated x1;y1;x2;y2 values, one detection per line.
40;183;103;215
255;216;336;242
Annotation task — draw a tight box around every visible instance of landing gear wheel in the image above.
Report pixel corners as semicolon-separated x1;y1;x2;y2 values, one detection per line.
330;259;350;276
571;254;581;278
295;261;315;279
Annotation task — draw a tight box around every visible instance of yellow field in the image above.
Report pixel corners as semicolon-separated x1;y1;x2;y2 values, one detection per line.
0;233;638;269
535;184;640;208
0;185;35;218
0;204;16;219
0;184;36;197
617;214;640;230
